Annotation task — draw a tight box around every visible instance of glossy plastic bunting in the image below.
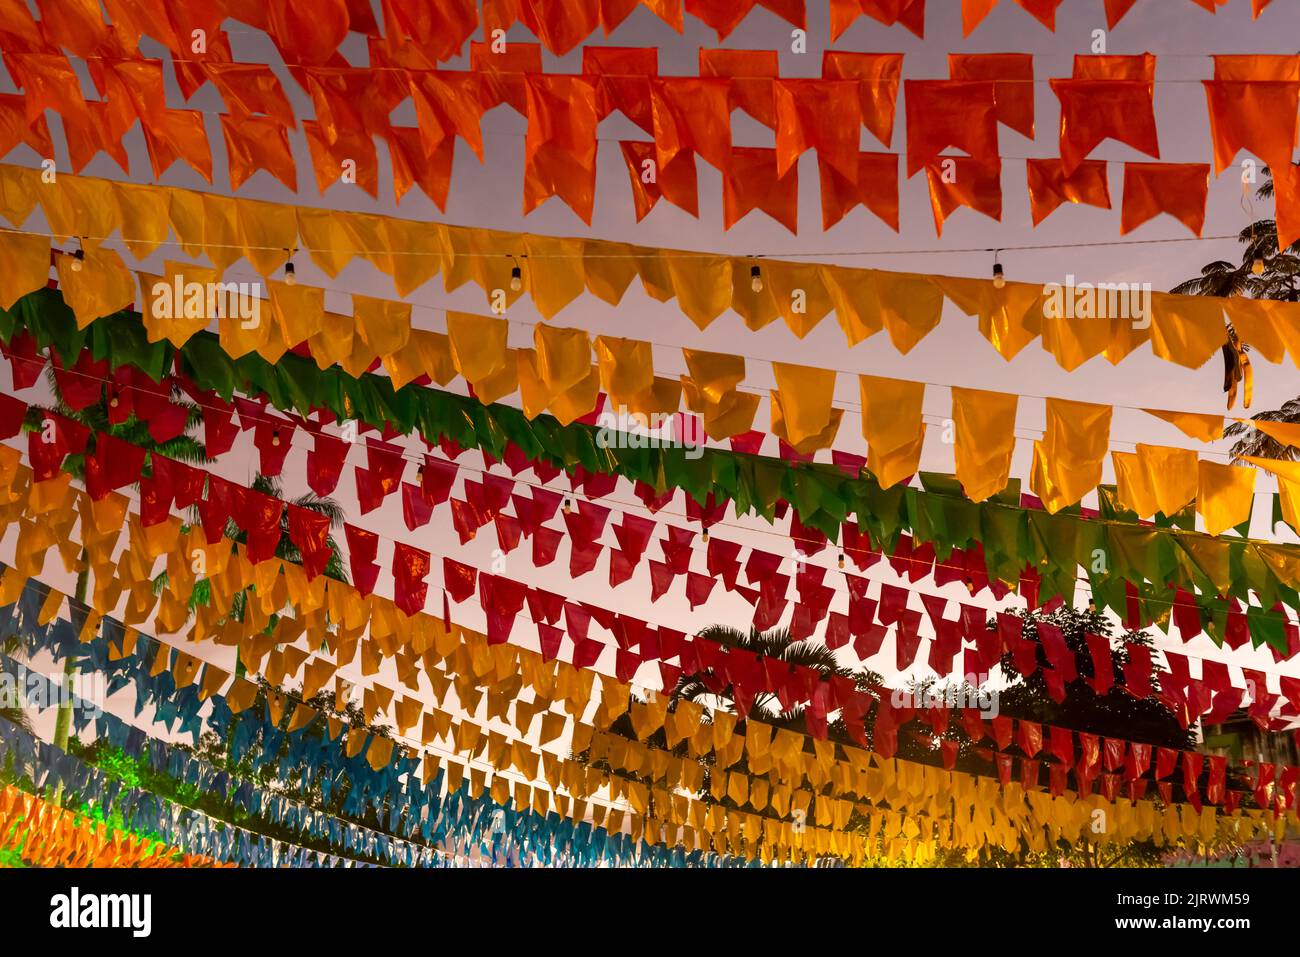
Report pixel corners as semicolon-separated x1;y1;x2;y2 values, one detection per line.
5;290;1300;656
3;169;1300;373
0;44;1294;231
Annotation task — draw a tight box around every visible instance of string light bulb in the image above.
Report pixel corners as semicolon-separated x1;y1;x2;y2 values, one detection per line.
750;263;763;293
1252;256;1266;276
837;552;846;569
509;256;524;292
70;247;85;273
562;497;572;513
271;430;281;447
701;528;709;544
991;251;1005;289
284;259;296;286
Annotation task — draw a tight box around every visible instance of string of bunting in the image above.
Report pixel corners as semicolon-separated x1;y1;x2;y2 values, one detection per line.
0;783;229;868
3;166;1300;373
0;0;1279;69
13;556;1298;862
11;391;1299;734
4;434;1296;823
10;570;1291;864
19;276;1294;518
6;290;1300;657
6;43;1296;234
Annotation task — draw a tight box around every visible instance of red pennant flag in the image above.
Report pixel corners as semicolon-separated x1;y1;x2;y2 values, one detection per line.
392;542;431;617
420;456;458;506
85;433;145;502
307;432;349;496
252;416;294;477
287;505;332;580
442;558;477;604
202;402;240;457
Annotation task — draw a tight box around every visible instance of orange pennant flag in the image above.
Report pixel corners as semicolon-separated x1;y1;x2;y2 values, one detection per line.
265;0;349;64
651;77;732;171
722;147;798;234
520;0;601;54
1271;160;1300;252
621;141;698;220
925;157;1002;236
774;78;861;181
385;127;453;210
220;113;297;191
1203;80;1299;174
1051;77;1159;175
304;120;379;198
949;53;1035;139
822;51;903;148
1102;0;1137;25
831;0;925;40
904;80;999;176
524;75;598;224
1120;162;1209;235
819;152;899;230
1026;158;1111;225
700;48;778;129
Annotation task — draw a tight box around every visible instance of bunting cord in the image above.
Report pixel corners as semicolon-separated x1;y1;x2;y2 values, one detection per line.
10;336;1300;642
18;208;1248;262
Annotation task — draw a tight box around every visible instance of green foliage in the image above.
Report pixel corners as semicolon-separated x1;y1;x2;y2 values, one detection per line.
1174;165;1300;462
